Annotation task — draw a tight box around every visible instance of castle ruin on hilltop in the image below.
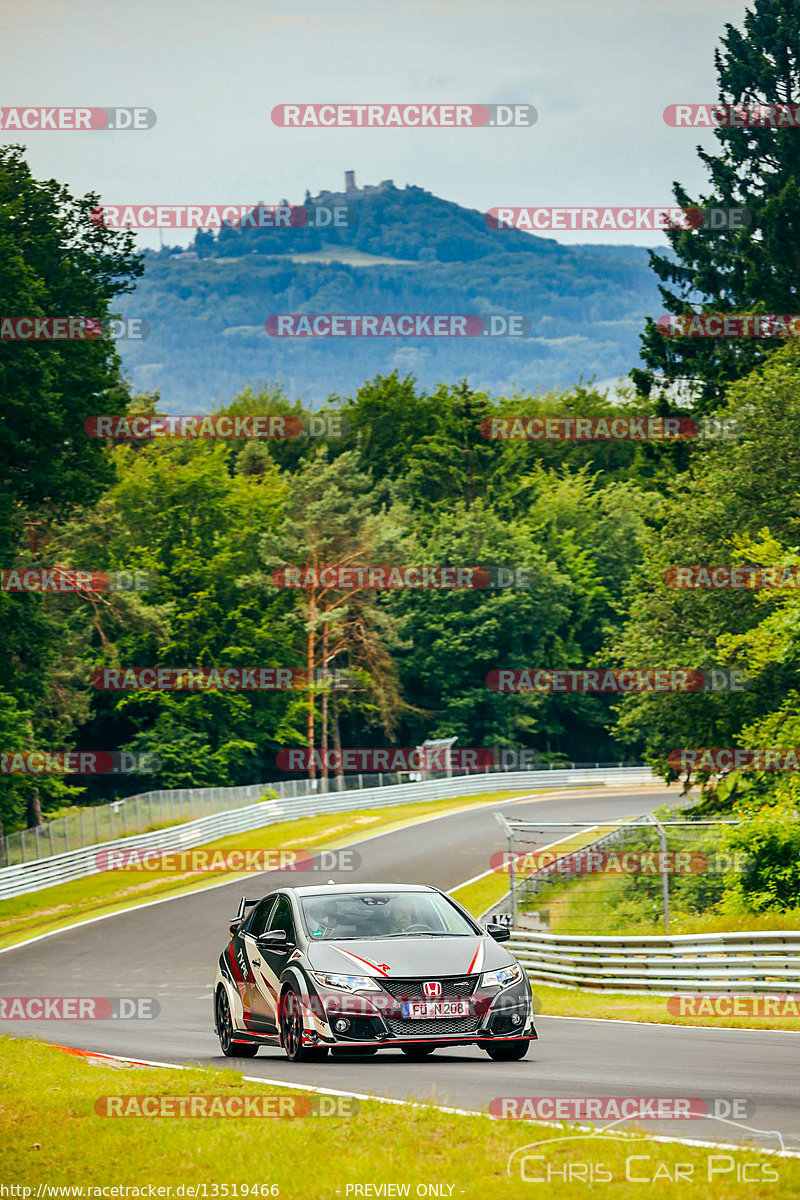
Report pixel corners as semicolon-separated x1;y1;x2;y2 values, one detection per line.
311;171;396;205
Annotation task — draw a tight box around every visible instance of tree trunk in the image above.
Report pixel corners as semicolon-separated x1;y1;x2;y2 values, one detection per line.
331;696;345;792
306;594;316;782
320;621;329;793
26;787;43;829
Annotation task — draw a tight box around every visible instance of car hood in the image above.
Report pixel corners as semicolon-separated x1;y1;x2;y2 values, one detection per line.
306;935;513;978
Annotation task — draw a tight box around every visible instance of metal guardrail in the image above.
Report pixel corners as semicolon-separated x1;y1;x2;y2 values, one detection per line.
0;760;646;867
0;765;658;901
509;930;800;994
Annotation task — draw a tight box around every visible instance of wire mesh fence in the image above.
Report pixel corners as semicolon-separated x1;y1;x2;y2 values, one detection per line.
492;814;744;935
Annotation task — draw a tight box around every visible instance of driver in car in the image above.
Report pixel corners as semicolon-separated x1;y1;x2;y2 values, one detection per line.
390;896;433;933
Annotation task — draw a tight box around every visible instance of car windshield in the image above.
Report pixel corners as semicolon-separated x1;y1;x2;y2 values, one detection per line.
300;892;479;941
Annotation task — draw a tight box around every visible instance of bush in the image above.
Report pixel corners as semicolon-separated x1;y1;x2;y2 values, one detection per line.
719;788;800;912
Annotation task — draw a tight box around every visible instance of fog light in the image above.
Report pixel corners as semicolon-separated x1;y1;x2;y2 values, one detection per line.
334;1018;350;1033
511;1012;522;1025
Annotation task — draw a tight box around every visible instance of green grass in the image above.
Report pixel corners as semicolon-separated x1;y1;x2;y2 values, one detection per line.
532;984;800;1032
527;870;800;936
451;871;510;918
0;790;533;952
1;1037;796;1198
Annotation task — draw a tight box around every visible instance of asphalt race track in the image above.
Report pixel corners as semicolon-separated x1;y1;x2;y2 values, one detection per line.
2;785;799;1153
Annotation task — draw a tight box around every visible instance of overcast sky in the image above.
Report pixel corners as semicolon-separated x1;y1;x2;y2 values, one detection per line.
2;0;749;250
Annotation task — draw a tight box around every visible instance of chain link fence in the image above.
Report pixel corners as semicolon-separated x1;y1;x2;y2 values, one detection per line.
492;814;744;934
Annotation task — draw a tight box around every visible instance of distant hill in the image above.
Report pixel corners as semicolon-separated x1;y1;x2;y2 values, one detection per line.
116;177;662;407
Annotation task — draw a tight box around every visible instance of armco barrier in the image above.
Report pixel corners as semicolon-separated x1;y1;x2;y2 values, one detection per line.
0;760;648;867
0;766;658;901
509;929;800;994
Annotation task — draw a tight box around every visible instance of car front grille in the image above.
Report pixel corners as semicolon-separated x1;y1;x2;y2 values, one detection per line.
380;975;479;1000
386;1015;482;1038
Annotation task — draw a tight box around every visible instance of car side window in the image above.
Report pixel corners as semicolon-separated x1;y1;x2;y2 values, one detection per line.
248;897;277;938
268;895;296;944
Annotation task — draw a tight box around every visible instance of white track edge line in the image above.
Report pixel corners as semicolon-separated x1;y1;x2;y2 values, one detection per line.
58;1046;800;1158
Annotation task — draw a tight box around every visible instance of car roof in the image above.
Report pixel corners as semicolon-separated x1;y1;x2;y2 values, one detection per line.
277;883;439;898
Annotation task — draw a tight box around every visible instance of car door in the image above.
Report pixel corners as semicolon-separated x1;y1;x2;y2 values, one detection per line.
254;894;297;1028
240;895;278;1031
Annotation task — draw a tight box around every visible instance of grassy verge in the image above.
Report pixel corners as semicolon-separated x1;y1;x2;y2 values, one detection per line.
0;790;533;952
525;870;800;936
0;1037;795;1198
451;870;510;919
532;984;800;1032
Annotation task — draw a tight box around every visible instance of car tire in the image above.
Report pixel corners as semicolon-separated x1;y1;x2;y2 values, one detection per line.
280;985;329;1062
401;1044;437;1059
483;1039;530;1061
216;988;259;1058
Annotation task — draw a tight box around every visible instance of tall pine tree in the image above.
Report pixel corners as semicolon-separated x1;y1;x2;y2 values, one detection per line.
633;0;800;411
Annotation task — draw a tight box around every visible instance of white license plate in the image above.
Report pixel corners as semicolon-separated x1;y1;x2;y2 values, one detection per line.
401;999;471;1019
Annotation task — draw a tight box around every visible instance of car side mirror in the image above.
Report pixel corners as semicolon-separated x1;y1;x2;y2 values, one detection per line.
486;922;511;942
256;929;288;948
229;919;242;936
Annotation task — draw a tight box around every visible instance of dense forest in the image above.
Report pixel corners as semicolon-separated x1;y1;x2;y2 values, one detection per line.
3;0;800;936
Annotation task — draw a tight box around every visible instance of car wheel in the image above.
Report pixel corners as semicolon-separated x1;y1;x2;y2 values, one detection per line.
483;1039;530;1061
401;1044;437;1059
280;986;329;1062
216;988;259;1058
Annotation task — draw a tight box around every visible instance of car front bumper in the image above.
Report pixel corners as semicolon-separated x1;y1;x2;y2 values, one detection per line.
306;977;537;1048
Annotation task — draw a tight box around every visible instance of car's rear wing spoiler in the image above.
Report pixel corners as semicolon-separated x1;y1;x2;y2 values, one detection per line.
228;896;261;937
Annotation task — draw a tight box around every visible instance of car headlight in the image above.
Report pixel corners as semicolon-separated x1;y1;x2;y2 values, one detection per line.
482;962;524;989
311;971;382;992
